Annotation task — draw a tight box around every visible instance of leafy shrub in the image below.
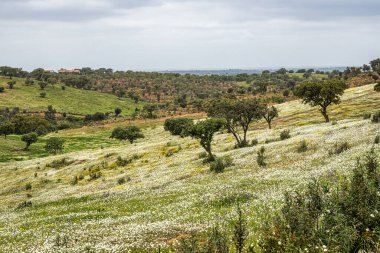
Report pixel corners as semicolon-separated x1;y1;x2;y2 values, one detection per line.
280;129;291;140
257;146;266;167
110;126;144;144
117;177;126;185
210;156;233;173
329;141;350;155
233;204;248;253
207;224;230;253
116;156;131;166
164;118;193;136
372;110;380;123
251;139;258;146
0;86;4;93
260;148;380;253
45;137;65;154
89;172;102;180
363;112;372;120
297;140;308;153
374;82;380;92
40;91;46;98
84;112;107;122
46;158;72;169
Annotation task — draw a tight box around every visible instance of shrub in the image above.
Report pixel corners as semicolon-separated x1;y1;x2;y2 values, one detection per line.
46;158;72;169
260;148;380;252
257;146;266;167
297;140;308;153
251;139;259;146
210;156;233;173
117;177;126;185
45;137;65;154
280;129;291;140
40;91;46;98
25;183;32;190
329;141;350;155
363;112;372;120
0;86;4;92
89;172;102;180
116;156;131;166
16;201;32;210
164;118;193;136
233;204;248;253
375;135;380;144
207;224;230;253
110;126;144;144
198;151;208;159
61;85;66;90
21;132;38;150
372;111;380;123
374;82;380;92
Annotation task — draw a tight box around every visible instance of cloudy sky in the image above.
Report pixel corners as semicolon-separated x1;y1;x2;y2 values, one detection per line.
0;0;379;70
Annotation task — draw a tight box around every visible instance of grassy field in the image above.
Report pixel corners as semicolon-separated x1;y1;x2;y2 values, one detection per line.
0;84;379;252
0;77;146;115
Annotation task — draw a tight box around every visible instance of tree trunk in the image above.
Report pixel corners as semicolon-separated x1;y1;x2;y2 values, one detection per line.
321;107;329;122
268;121;272;129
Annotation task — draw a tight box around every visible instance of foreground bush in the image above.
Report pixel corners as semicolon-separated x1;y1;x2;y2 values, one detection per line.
280;129;291;140
260;148;380;252
45;137;65;154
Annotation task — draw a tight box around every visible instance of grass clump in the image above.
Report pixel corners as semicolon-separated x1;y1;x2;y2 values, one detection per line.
16;200;33;210
280;129;291;140
297;140;308;153
257;146;267;167
329;141;350;155
210;156;233;173
372;110;380;123
46;158;72;169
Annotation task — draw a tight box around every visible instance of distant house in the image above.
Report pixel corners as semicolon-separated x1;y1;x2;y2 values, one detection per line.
58;68;81;74
44;69;56;73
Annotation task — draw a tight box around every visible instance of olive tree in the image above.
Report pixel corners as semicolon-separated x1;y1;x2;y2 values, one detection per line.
110;125;144;144
21;132;38;150
45;137;65;154
295;79;347;122
205;98;263;147
186;118;225;161
262;105;278;129
0;121;15;138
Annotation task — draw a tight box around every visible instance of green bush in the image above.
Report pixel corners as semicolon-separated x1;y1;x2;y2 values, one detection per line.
116;156;131;166
280;129;291;140
25;183;32;190
117;177;126;185
260;148;380;252
257;146;266;167
251;139;259;146
40;91;46;98
0;86;4;93
375;135;380;144
372;111;380;123
164;118;193;137
45;137;65;154
210;156;233;173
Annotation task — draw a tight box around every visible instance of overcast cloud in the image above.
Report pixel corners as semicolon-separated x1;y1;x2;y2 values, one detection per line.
0;0;379;70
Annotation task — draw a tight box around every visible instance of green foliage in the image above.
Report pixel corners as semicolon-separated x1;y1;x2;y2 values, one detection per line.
21;132;38;150
117;177;126;185
110;126;144;144
116;156;132;166
375;135;380;144
11;115;51;135
187;118;225;161
210;156;233;173
207;224;230;253
164;118;194;137
25;183;32;190
262;105;278;129
0;121;15;138
251;139;258;146
114;107;122;117
372;110;380;123
295;79;348;122
261;149;380;252
280;129;291;140
40;91;46;98
45;137;65;154
233;204;248;253
257;146;266;167
205;98;263;147
0;86;4;92
46;158;72;169
297;140;308;153
7;80;16;89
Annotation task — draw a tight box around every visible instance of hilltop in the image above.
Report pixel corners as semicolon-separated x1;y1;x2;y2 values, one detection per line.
0;84;378;252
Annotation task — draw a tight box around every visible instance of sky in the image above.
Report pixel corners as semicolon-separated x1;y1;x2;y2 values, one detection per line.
0;0;379;71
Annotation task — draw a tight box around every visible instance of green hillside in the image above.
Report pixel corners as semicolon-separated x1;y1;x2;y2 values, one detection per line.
0;84;379;252
0;77;146;115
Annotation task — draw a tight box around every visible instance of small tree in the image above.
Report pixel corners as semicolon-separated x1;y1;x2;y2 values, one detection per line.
110;126;144;144
39;81;47;90
114;107;122;118
186;118;225;161
21;132;38;150
295;79;347;122
233;204;248;253
45;137;65;154
0;122;15;138
262;105;278;129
